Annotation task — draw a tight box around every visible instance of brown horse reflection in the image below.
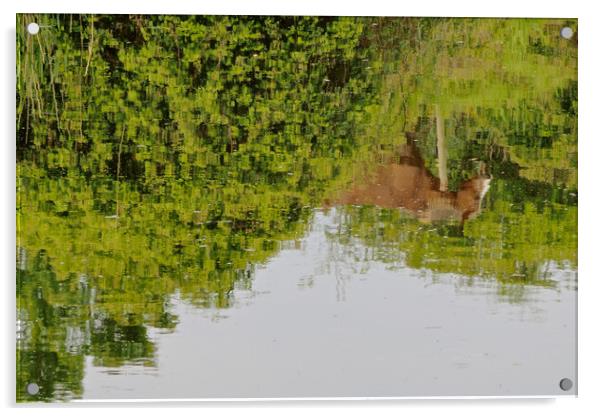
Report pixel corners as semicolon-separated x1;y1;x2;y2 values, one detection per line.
329;134;491;225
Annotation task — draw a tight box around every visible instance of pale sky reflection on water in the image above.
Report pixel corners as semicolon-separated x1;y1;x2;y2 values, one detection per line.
82;210;577;399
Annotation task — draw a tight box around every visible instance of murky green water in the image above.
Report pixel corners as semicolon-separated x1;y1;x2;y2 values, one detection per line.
16;15;577;401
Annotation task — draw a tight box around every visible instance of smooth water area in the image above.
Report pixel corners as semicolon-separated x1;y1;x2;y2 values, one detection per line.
81;210;576;399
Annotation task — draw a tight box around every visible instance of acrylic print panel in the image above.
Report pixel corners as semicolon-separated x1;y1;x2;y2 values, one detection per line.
15;15;578;401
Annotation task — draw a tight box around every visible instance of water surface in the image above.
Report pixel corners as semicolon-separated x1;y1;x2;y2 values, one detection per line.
16;15;577;401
